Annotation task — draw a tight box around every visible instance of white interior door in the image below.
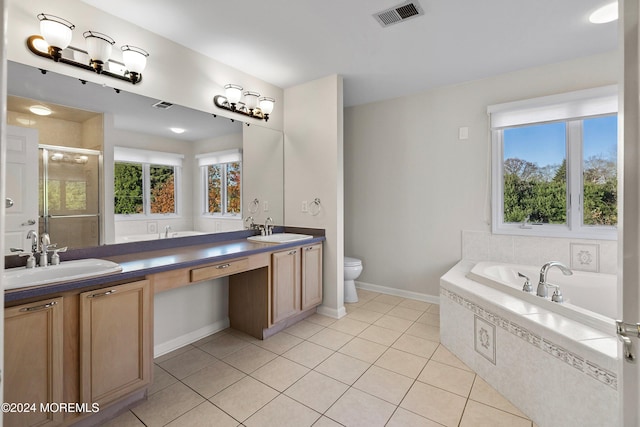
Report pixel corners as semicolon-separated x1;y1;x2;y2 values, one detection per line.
620;1;640;425
5;125;39;254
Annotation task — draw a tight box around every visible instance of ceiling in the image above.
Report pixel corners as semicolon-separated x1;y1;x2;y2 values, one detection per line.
80;0;618;107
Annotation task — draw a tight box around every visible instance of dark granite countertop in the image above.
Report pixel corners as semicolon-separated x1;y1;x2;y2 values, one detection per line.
5;227;325;304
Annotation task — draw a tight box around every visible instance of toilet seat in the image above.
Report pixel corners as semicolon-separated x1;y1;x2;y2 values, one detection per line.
344;256;362;267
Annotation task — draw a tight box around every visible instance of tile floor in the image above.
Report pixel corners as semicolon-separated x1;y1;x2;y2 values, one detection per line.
105;290;538;427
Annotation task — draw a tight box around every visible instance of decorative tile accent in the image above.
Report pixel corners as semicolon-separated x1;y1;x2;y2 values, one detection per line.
440;287;617;390
570;243;599;272
474;316;496;364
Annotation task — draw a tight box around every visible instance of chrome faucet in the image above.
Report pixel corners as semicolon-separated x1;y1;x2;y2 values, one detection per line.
537;261;572;298
26;229;39;254
264;217;274;236
164;225;172;238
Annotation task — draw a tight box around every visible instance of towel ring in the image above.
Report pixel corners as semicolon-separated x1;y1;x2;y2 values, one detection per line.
248;198;259;214
310;198;321;216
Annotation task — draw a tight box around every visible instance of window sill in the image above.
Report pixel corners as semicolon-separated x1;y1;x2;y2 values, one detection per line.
492;223;617;241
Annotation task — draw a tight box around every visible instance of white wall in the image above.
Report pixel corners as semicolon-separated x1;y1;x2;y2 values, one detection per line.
284;75;345;318
344;50;618;299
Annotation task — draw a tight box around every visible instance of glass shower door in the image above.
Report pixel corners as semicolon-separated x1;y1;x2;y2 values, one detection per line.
39;145;102;249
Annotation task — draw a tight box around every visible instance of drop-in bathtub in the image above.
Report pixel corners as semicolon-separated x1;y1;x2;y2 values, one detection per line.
440;260;619;427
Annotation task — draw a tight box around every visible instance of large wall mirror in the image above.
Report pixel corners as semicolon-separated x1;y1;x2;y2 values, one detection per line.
5;61;284;254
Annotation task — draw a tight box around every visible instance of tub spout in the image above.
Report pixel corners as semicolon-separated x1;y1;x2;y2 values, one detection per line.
537;261;572;298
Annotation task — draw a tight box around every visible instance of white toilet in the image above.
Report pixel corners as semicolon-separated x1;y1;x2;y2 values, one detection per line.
344;256;363;303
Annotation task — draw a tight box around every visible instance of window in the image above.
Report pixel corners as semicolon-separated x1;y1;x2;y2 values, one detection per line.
489;86;618;239
114;147;182;216
197;149;242;216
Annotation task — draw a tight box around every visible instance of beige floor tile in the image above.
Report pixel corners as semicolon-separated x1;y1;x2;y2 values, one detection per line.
392;334;439;359
416;312;440;326
337;337;387;363
355;289;380;301
198;333;251;359
222;343;278;373
244;394;321;427
154;344;196;364
373;315;414;332
307;328;354;350
460;400;532;427
431;345;472;371
131;382;204;426
353;365;413;405
346;308;385;324
306;313;337;327
325;387;396;427
164;401;238;427
312;416;344;427
400;382;466;427
375;348;428;379
427;304;440;314
418;360;476;397
284;320;325;339
284;371;349;413
360;300;395;314
102;410;145;427
282;340;334;369
469;376;528;418
228;328;263;344
209;376;279;422
148;364;178;395
405;323;440;342
158;347;218;380
387;306;424;321
328;317;370;336
191;329;230;347
182;360;246;398
251;356;310;392
373;294;405;306
398;299;433;312
255;332;303;354
386;408;443;427
358;324;402;346
315;352;371;385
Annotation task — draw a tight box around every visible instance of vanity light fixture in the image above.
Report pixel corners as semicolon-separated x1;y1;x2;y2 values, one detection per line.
27;13;149;85
213;84;276;122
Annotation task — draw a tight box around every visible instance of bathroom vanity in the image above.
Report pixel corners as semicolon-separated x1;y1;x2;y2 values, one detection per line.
3;228;324;426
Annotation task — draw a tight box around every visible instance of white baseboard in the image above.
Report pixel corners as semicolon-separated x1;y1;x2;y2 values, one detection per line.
316;304;347;319
154;318;230;358
355;281;440;305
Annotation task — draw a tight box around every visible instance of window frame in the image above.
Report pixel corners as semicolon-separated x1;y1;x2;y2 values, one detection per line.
489;87;618;241
113;147;182;220
197;149;243;218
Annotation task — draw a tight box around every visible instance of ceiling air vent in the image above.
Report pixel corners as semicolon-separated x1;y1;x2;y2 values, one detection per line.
152;101;173;109
374;1;424;27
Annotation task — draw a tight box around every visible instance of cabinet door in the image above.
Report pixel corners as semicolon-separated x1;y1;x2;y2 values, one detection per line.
271;248;301;324
301;244;323;310
5;297;64;427
79;280;151;406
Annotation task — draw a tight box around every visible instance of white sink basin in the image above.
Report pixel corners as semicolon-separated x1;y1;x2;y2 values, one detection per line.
247;233;314;244
3;258;123;290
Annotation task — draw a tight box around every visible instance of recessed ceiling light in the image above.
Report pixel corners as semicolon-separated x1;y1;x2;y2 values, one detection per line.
589;2;618;24
29;105;52;116
170;127;185;134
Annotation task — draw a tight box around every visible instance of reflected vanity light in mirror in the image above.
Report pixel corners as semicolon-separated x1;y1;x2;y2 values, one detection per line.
28;13;149;84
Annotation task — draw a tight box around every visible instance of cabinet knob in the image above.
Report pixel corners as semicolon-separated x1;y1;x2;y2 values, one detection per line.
19;301;58;312
288;250;297;255
87;289;117;298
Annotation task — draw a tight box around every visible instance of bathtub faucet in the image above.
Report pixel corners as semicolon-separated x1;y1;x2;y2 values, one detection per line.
537;261;572;298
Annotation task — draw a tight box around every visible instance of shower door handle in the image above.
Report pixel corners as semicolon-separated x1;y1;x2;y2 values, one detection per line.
21;219;36;226
616;320;639;362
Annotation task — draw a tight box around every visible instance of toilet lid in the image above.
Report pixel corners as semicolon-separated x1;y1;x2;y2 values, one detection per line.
344;256;362;267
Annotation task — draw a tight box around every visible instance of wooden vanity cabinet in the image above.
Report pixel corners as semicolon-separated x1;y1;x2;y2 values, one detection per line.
79;279;152;407
301;244;323;310
271;248;301;323
4;297;64;427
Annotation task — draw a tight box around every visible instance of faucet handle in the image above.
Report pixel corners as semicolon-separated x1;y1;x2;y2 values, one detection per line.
517;272;532;292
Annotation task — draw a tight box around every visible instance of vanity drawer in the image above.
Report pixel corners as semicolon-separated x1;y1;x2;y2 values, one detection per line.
191;258;250;282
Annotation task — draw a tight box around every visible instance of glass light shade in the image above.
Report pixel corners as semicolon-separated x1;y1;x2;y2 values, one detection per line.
121;45;149;73
29;105;52;116
224;84;243;104
38;14;74;49
243;91;260;110
83;31;115;63
259;97;275;115
589;2;618;24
